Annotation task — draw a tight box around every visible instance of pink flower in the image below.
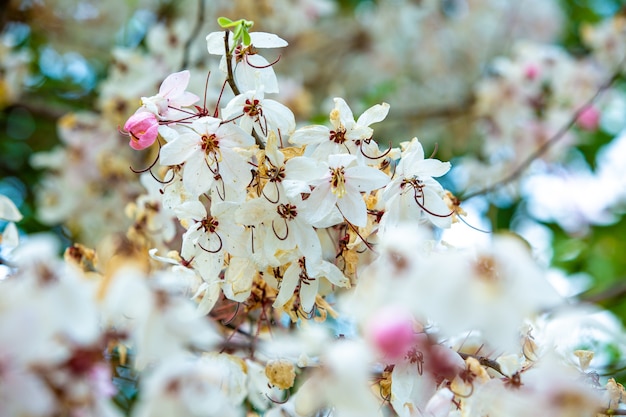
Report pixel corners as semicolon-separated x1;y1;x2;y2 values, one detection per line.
124;111;159;150
141;70;199;120
577;105;601;131
367;306;416;360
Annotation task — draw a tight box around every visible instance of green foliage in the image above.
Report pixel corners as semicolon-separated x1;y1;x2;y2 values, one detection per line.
559;0;624;52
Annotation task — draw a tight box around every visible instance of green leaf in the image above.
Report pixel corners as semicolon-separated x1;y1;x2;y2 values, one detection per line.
217;16;235;27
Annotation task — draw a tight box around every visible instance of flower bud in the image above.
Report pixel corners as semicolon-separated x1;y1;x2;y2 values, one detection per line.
124;111;159;150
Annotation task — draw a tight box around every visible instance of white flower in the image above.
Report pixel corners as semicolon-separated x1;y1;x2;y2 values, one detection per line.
141;70;199;120
132;354;245;417
289;97;389;162
222;88;295;141
285;153;389;227
380;137;452;232
177;200;246;287
206;30;288;93
294;340;381;417
273;255;349;313
236;194;323;265
159;116;254;199
101;267;220;369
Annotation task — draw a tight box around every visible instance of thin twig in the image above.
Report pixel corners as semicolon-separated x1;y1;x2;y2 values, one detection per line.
461;64;623;202
180;0;205;70
579;280;626;305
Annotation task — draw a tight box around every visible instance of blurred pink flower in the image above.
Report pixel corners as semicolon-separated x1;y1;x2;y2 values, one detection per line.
367;306;415;360
577;105;601;131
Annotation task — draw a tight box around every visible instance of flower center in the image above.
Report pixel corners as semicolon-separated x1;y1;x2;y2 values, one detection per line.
201;133;220;155
268;165;285;183
234;44;256;64
329;127;347;144
277;203;297;221
201;216;219;233
330;167;347;198
474;255;499;285
243;99;261;117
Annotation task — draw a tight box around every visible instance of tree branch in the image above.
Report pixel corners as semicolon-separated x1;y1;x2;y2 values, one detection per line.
179;0;205;71
579;280;626;306
223;31;265;149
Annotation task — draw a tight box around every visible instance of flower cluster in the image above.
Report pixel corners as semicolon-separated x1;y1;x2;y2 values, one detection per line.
122;19;455;318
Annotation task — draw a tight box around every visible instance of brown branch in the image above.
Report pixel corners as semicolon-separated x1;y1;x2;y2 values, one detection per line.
223;31;265;149
461;64;624;202
224;31;241;96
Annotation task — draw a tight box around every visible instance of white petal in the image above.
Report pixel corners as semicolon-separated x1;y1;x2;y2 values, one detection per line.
346;166;389;192
175;200;207;221
285;156;323;182
273;262;300;308
328;153;357;169
413;159;451;178
263;99;296;135
309;260;349;288
336;187;367;227
299;275;319;313
235;56;279;93
196;281;221;315
222;93;248;120
302;183;336;225
223;257;255;302
217;122;255;148
422;188;453;229
218;147;253;192
235;198;276;225
250;32;288;48
148;248;180;265
356;102;390;127
159;133;199;166
182;153;213;197
193;248;224;283
158;70;190;98
206;31;227;54
292;219;322;263
157;125;179;143
333;98;355;128
289;125;330;146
